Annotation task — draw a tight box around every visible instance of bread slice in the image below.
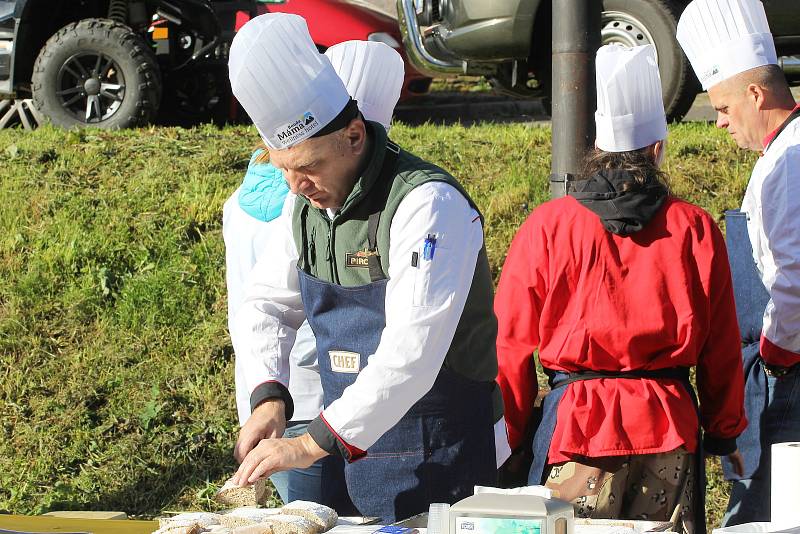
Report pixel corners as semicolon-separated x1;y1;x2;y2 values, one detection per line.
206;525;233;534
219;507;282;528
215;478;271;507
152;521;204;534
262;514;319;534
280;501;337;532
231;525;274;534
158;513;222;529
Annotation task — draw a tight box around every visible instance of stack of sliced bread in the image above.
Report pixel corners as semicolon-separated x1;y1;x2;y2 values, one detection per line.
153;492;339;534
281;501;338;532
218;508;282;528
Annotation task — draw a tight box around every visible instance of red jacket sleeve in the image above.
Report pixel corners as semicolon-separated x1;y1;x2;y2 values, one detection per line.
494;215;548;451
696;219;748;454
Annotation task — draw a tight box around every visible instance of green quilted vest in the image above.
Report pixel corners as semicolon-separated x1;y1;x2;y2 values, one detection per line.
292;122;502;420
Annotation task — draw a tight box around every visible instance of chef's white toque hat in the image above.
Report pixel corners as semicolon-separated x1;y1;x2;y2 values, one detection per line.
677;0;777;90
325;40;405;132
228;13;352;150
595;44;668;153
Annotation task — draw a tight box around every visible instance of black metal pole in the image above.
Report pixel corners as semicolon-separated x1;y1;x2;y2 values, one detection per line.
550;0;602;198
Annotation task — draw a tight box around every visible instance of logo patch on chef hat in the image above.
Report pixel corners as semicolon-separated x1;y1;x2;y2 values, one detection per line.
699;64;721;86
329;350;361;373
271;110;320;148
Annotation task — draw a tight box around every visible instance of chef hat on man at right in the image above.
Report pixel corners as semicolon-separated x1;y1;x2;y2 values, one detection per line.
677;0;777;90
595;44;667;153
325;40;405;132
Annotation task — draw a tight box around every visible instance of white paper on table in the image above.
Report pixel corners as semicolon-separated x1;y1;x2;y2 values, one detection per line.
473;485;554;499
713;522;800;534
772;443;800;530
328;527;384;534
574;526;638;534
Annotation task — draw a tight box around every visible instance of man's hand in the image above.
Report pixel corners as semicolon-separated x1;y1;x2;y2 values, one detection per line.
233;432;329;486
726;449;745;477
705;448;745;477
234;399;287;464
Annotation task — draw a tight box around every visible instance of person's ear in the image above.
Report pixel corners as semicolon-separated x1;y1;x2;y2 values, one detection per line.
343;117;367;154
747;83;767;111
652;139;666;168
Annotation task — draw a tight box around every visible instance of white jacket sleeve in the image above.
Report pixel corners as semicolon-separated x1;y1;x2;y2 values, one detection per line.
758;146;800;360
231;193;307;418
315;181;485;453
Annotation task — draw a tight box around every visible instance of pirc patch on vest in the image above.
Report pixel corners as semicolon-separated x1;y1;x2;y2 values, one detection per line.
345;250;378;269
329;350;361;373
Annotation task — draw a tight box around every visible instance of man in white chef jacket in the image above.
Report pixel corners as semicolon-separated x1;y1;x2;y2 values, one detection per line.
225;13;507;522
678;0;800;525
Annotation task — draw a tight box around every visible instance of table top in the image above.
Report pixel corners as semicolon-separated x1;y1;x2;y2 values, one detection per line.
0;514;157;534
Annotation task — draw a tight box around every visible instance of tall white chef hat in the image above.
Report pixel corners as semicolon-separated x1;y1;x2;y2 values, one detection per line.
228;13;354;150
677;0;777;90
595;44;667;153
325;40;405;131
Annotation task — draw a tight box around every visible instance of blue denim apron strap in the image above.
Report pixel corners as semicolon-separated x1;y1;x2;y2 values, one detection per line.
528;379;565;486
297;202;313;273
528;367;706;534
722;210;771;481
725;210;770;344
366;211;386;282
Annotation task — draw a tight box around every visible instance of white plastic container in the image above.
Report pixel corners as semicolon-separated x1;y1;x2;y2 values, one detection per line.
444;494;574;534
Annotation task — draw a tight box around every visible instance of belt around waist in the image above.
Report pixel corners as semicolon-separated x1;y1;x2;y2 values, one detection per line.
763;360;800;378
546;367;691;390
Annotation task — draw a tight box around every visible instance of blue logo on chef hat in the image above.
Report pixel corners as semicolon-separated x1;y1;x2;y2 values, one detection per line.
304;111;315;125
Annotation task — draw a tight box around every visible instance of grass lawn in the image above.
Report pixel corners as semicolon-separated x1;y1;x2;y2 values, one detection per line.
0;120;757;527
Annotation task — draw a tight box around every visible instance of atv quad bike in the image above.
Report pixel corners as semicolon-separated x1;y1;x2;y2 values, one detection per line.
0;0;256;129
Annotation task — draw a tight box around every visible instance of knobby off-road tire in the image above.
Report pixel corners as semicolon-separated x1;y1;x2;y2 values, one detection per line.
31;19;161;129
601;0;698;122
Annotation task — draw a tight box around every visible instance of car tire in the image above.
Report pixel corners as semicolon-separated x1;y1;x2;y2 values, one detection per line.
31;19;161;129
158;61;230;126
601;0;698;122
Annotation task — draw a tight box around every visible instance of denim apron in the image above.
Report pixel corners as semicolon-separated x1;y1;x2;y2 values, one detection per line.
528;367;706;534
295;149;496;523
721;210;771;481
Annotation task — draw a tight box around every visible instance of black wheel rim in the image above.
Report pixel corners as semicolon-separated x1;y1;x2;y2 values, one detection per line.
56;52;126;123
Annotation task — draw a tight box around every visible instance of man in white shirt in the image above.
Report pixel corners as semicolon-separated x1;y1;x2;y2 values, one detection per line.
678;0;800;525
226;13;504;521
223;39;409;505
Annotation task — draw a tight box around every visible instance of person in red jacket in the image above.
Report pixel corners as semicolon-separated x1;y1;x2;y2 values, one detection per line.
494;44;747;534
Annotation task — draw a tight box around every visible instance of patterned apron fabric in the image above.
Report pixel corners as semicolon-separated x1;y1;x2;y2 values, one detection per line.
544;447;695;534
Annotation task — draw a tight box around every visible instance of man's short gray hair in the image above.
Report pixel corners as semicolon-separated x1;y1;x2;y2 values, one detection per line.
724;64;793;99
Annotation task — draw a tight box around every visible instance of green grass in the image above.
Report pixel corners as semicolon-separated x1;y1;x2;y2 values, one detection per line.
0;121;757;526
